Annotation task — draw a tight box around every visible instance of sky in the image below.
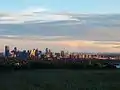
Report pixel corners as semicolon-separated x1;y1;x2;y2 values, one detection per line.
0;0;120;52
0;0;120;13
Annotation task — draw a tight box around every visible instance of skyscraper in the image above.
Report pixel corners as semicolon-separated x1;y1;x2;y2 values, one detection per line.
14;47;17;52
61;51;65;57
5;45;10;57
45;48;48;54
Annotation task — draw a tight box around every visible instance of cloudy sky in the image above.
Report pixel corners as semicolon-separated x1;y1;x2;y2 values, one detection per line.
0;0;120;52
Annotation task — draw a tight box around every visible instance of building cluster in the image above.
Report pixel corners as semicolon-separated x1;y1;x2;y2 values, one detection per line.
4;46;120;61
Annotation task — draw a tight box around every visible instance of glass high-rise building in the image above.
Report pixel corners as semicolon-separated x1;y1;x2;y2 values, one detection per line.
5;46;10;57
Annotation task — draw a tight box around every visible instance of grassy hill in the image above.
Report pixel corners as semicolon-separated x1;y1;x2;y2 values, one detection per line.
0;70;120;90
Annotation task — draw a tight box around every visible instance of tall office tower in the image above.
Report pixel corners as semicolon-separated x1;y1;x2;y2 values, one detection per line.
35;49;39;58
14;47;17;52
61;51;65;57
13;47;17;57
5;45;10;57
48;49;51;53
45;48;48;54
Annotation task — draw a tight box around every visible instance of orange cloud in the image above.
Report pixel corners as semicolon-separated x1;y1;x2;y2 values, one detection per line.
0;38;120;52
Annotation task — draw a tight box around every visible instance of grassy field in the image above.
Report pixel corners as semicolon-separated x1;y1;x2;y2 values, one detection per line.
0;70;120;90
